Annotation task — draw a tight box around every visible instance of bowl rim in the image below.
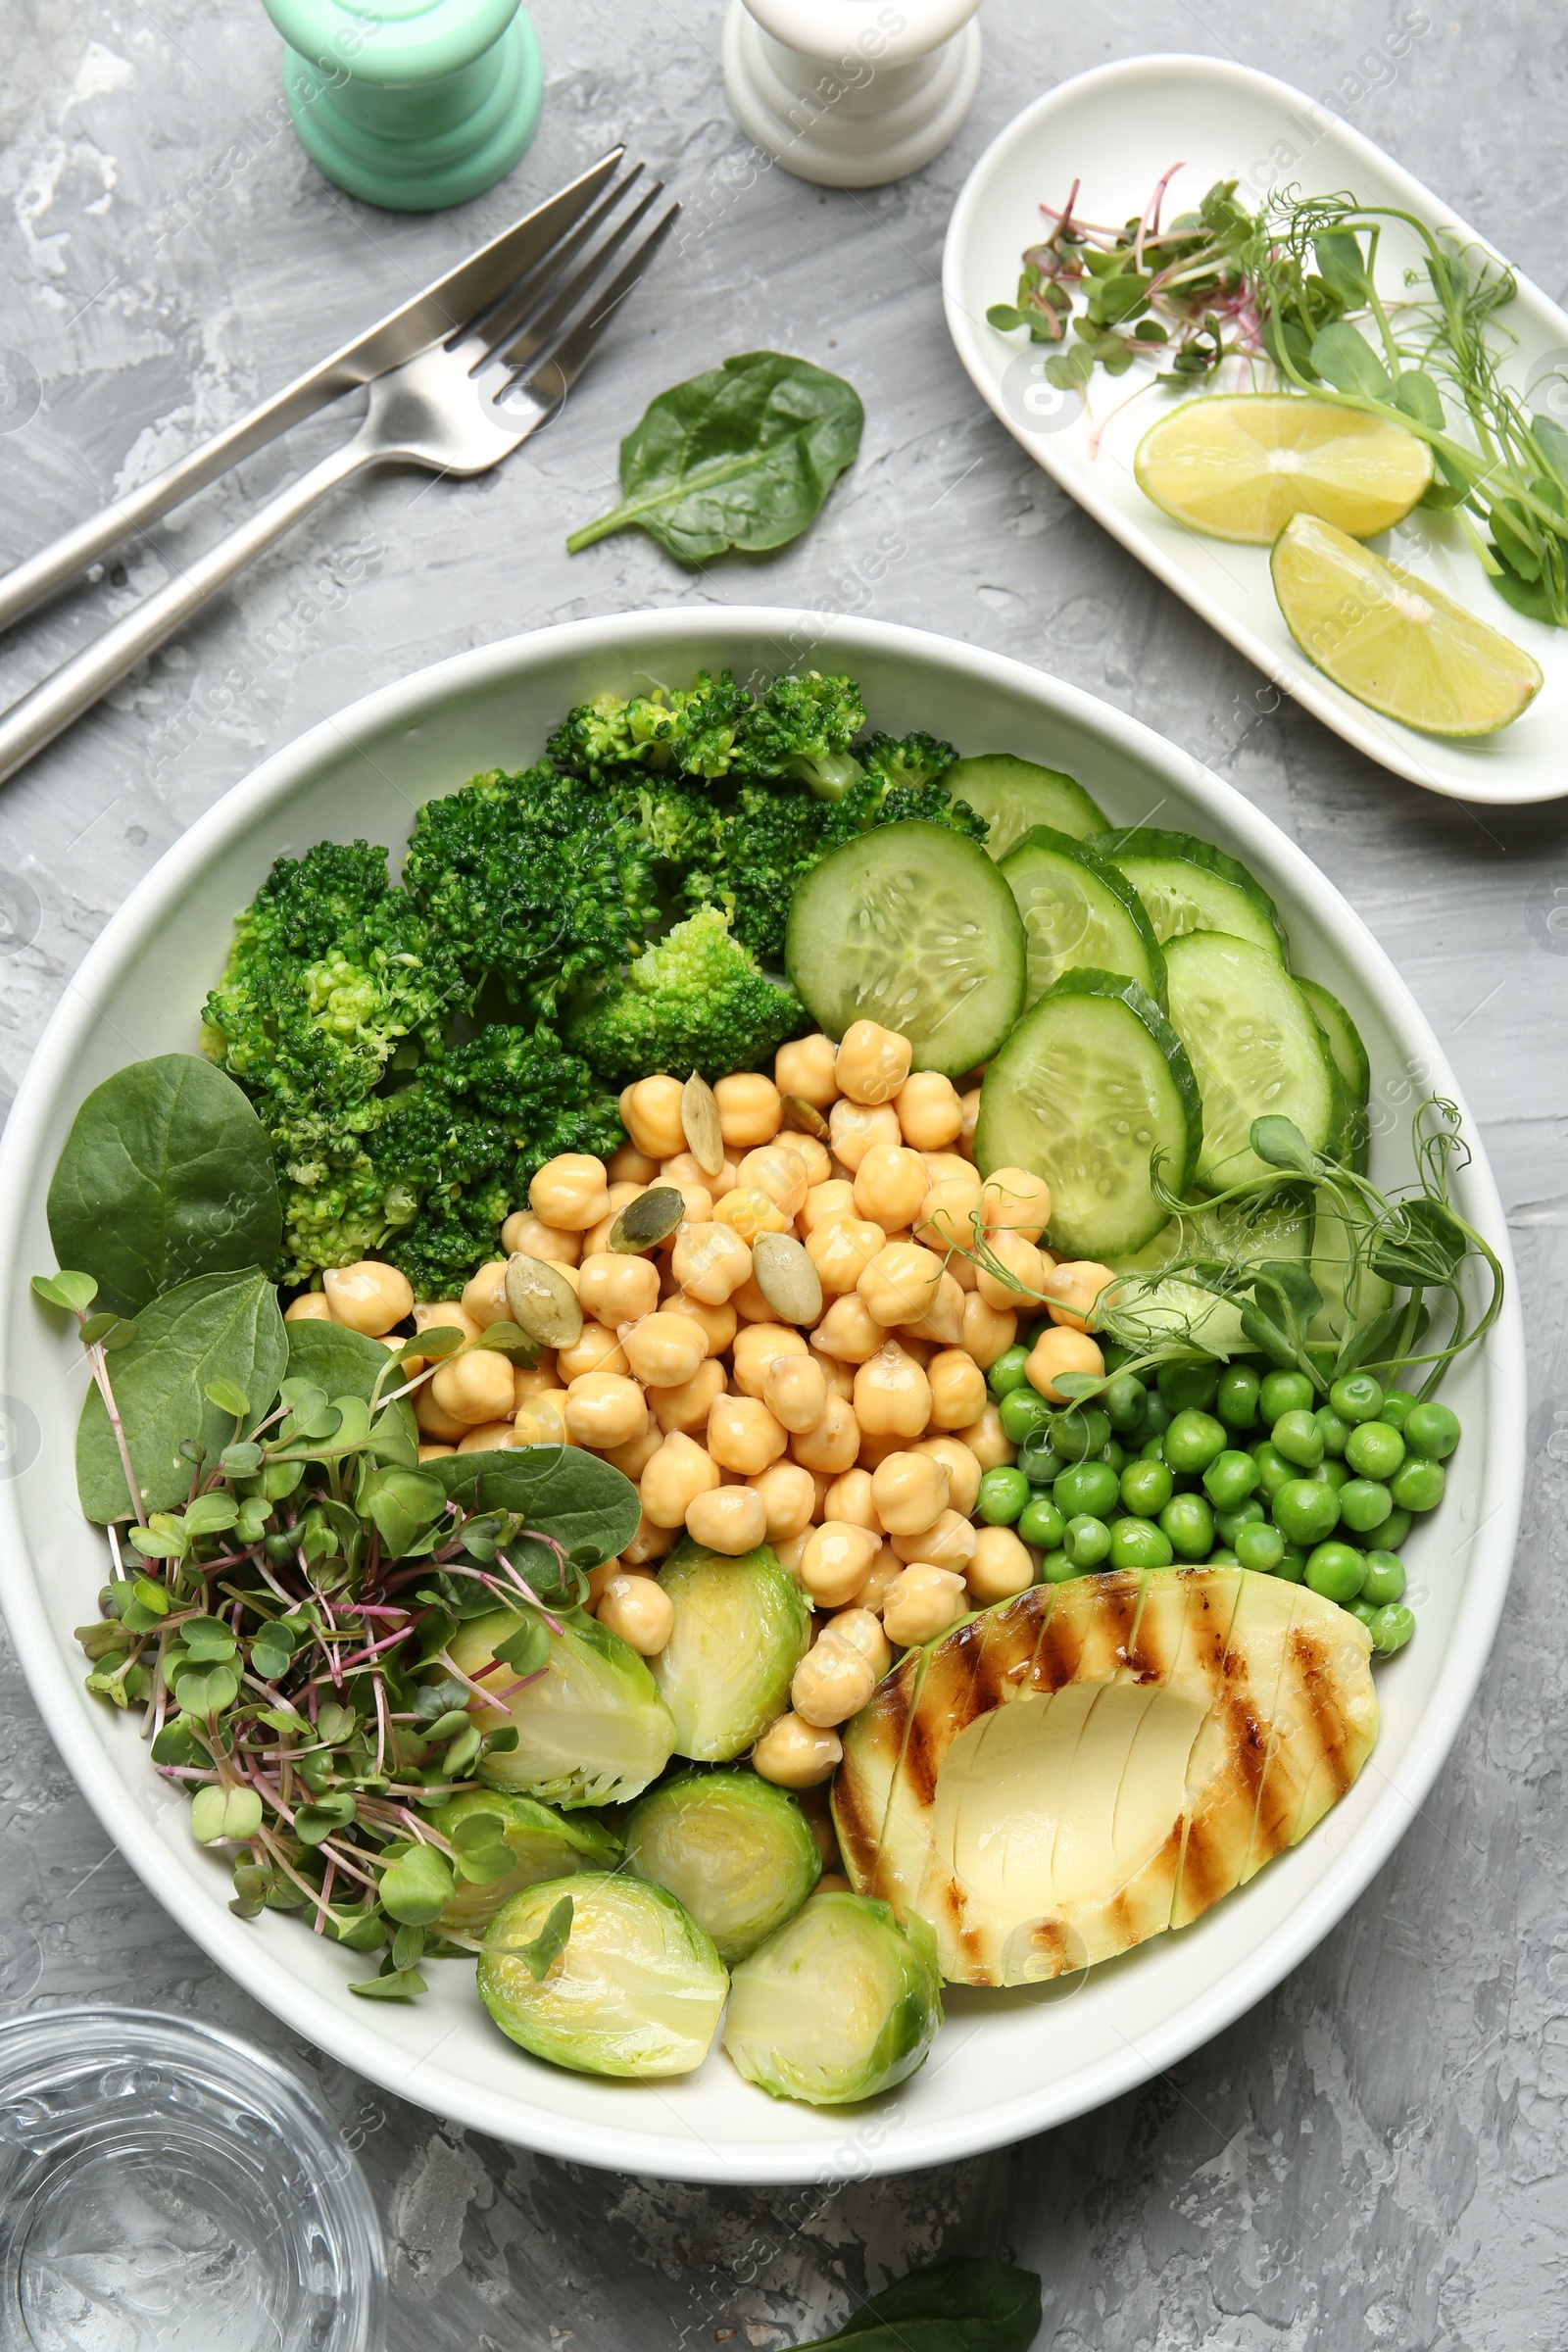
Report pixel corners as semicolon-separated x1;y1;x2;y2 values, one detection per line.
0;607;1526;2182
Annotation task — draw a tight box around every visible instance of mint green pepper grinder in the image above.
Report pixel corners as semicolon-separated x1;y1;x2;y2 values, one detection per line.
261;0;542;212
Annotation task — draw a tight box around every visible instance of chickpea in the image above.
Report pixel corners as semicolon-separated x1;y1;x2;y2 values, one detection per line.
773;1530;811;1577
913;1434;982;1516
811;1347;857;1401
752;1711;842;1788
530;1153;610;1233
788;1133;834;1189
1026;1325;1105;1400
662;1149;738;1201
620;1311;709;1390
671;1220;753;1305
957;1087;982;1162
737;1145;808;1221
926;1348;988;1432
870;1449;950;1536
775;1033;840;1107
500;1211;580;1268
899;1271;966;1348
892;1070;963;1151
960;1293;1018;1369
852;1143;929;1234
811;1294;884;1365
557;1321;629;1382
913;1173;983;1252
980;1164;1053;1242
416;1442;456;1462
806;1217;886;1298
881;1565;968;1647
728;1272;786;1324
641;1430;721;1528
854;1344;932;1440
585;1558;623;1609
799;1178;858;1238
602;1424;662;1481
576;1251;661;1327
826;1606;894;1682
975;1227;1048;1313
749;1459;817;1544
284;1293;332;1323
800;1521;880;1608
732;1322;808;1397
456;1261;509;1330
514;1359;558;1407
891;1508;976;1572
416;1385;470;1443
664;1291;737;1357
655;1177;716;1226
622;1512;677;1566
858;1241;943;1330
764;1351;830;1435
650;1355;727;1436
596;1572;675;1656
858;1428;907;1473
822;1467;881;1534
789;1394;861;1475
413;1299;484;1349
956;1403;1016;1469
582;1182;649;1257
564;1371;648;1448
322;1259;414;1337
707;1394;788;1476
713;1072;783;1149
848;1540;905;1615
828;1099;901;1173
1042;1258;1116;1333
430;1348;517;1428
968;1524;1037;1605
512;1389;571;1446
619;1075;687;1161
714;1186;789;1242
835;1019;911;1107
686;1484;770;1554
457;1418;521;1452
791;1633;876;1728
609;1141;661;1187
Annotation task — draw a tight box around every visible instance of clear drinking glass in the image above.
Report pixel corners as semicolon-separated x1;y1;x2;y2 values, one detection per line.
0;2006;387;2351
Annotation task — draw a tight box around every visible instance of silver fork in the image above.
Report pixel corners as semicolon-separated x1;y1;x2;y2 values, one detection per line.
0;173;677;790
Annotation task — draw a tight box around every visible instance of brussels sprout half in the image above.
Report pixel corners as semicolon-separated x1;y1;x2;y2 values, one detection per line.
722;1892;943;2106
653;1540;810;1762
449;1607;677;1810
478;1872;728;2080
429;1787;622;1937
622;1770;821;1964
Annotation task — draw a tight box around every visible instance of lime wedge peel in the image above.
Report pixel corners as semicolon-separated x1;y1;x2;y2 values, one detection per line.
1270;514;1544;739
1135;394;1434;545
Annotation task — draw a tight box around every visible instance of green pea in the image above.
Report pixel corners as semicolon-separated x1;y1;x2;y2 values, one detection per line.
1378;1506;1413;1552
1337;1477;1392;1535
1100;1341;1134;1374
1314;1406;1350;1458
1140;1391;1173;1438
1403;1400;1460;1460
999;1387;1054;1444
1164;1410;1228;1475
1367;1602;1415;1654
1270;1409;1324;1469
1252;1441;1295;1501
1018;1494;1066;1550
1208;1547;1240;1564
1120;1458;1174;1518
1064;1514;1111;1568
1017;1433;1066;1487
1053;1406;1111;1460
1259;1369;1315;1422
1159;1493;1214;1561
1346;1597;1380;1629
1380;1390;1417;1430
1275;1544;1308;1584
1103;1371;1150;1432
1391;1456;1445;1513
1098;1437;1127;1475
1311;1458;1350;1494
1344;1420;1405;1481
1305;1540;1365;1603
987;1344;1031;1399
1329;1373;1385;1425
1157;1360;1219;1412
1214;1499;1265;1545
1039;1547;1083;1584
1359;1549;1406;1606
1054;1460;1120;1521
1140;1433;1168;1464
1235;1520;1286;1574
977;1466;1030;1526
1216;1365;1260;1431
1109;1519;1174;1571
1272;1478;1341;1546
1202;1448;1260;1510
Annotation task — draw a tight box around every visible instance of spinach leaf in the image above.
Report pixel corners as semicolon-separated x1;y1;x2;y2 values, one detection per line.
285;1318;393;1403
47;1054;281;1318
797;2258;1042;2352
427;1446;640;1566
76;1271;287;1521
565;351;863;565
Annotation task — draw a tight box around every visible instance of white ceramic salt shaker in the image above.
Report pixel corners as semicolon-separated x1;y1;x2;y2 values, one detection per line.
721;0;982;188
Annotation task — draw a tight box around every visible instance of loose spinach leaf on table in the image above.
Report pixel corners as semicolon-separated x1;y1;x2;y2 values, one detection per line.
796;2257;1042;2352
76;1270;287;1521
428;1445;641;1567
48;1054;281;1317
565;350;863;564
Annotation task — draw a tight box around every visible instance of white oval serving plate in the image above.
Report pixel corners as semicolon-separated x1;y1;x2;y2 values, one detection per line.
944;53;1568;805
0;611;1525;2182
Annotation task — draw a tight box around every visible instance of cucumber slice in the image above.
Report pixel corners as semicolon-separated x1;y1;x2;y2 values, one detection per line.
976;969;1201;1259
1163;931;1340;1191
939;754;1106;860
1090;828;1290;964
785;820;1027;1079
1108;1187;1313;1351
1298;978;1371;1172
999;827;1168;1011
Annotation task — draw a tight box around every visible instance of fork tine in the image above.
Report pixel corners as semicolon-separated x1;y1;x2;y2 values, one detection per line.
493;182;669;380
510;204;681;408
458;165;647;367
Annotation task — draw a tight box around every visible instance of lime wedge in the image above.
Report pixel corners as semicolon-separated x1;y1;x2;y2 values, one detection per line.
1135;394;1433;544
1271;514;1544;737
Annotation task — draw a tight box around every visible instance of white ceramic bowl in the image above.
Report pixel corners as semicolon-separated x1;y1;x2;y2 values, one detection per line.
0;611;1525;2184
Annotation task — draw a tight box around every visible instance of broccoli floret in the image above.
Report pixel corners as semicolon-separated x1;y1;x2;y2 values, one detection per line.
858;730;958;798
822;731;987;844
733;671;867;799
547;670;754;783
568;906;806;1085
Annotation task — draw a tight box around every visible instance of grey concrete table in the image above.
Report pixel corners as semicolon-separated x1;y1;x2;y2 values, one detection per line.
0;2;1562;2342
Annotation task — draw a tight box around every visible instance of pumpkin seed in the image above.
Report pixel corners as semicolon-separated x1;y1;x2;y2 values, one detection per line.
610;1185;686;1254
504;1254;583;1349
681;1070;725;1177
751;1232;824;1327
780;1095;830;1141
